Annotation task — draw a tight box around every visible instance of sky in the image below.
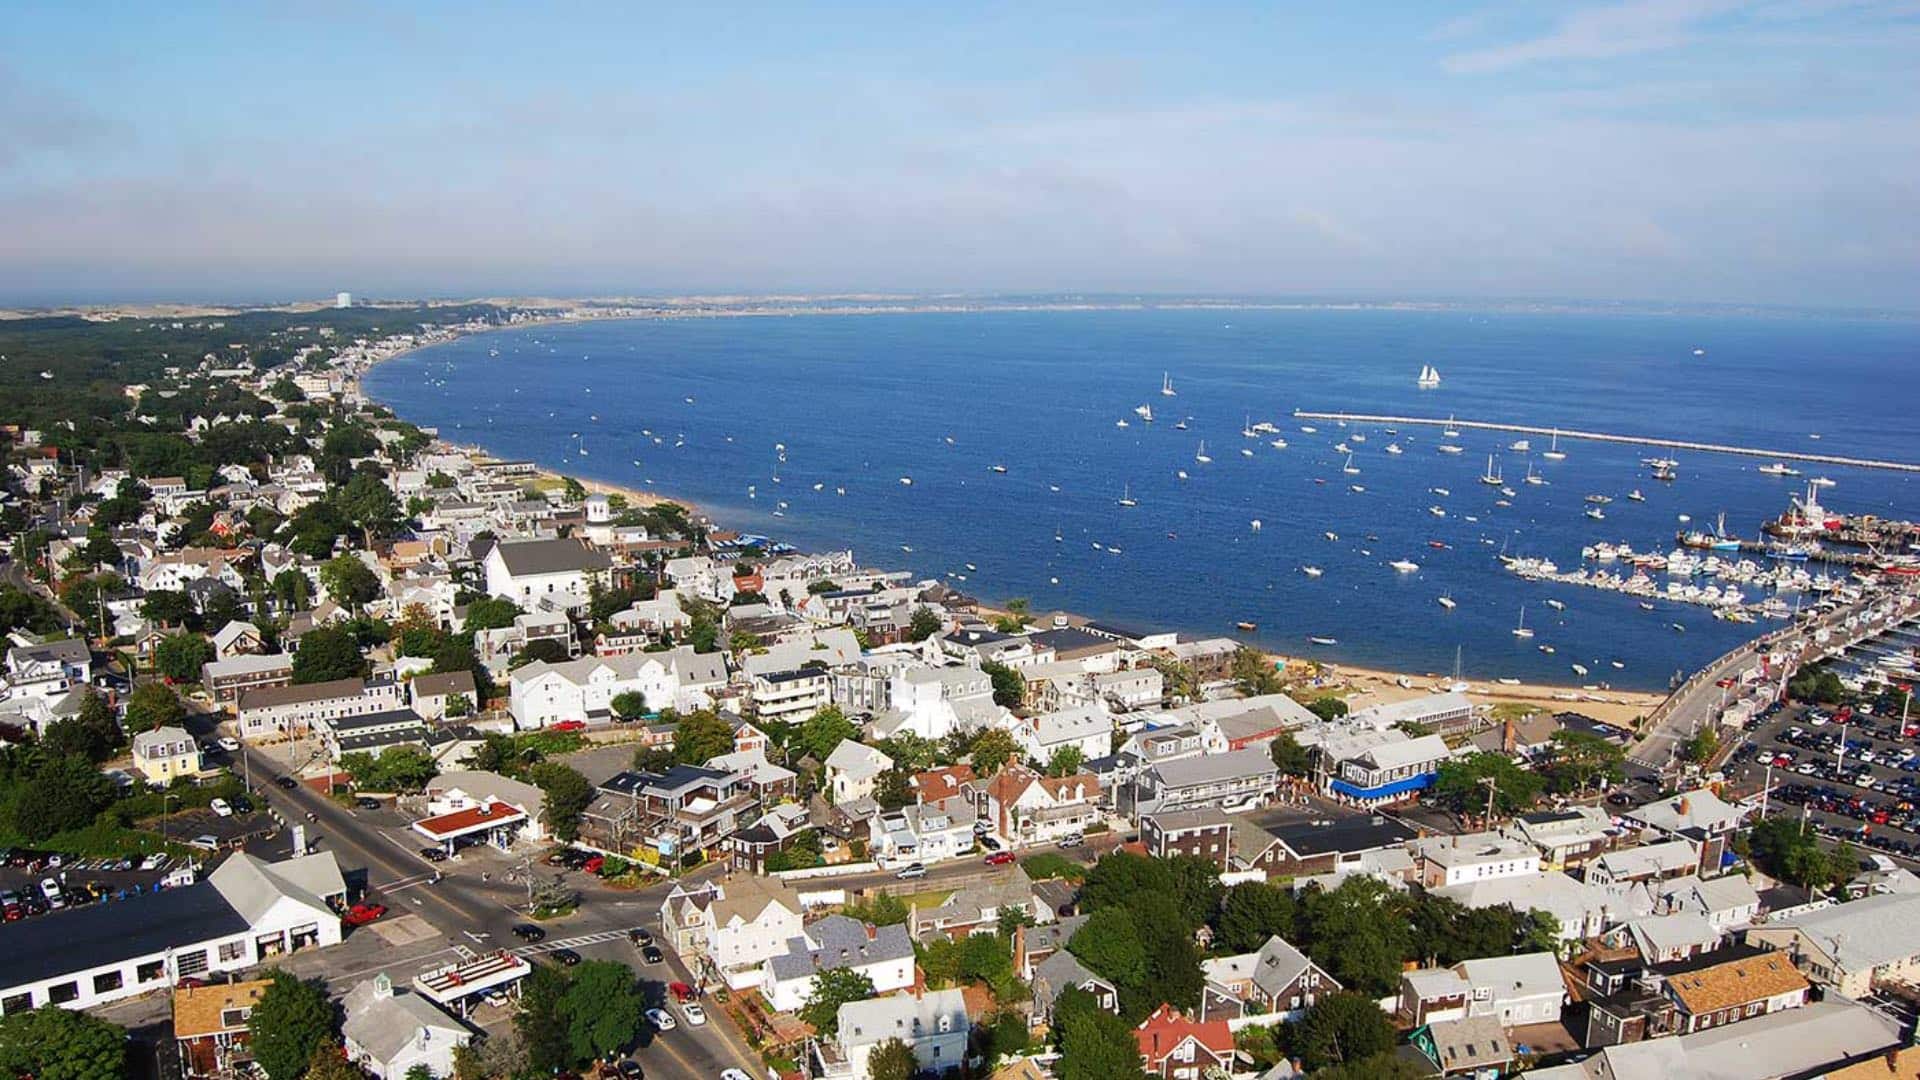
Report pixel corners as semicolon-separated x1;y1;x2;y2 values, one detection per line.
2;1;1916;309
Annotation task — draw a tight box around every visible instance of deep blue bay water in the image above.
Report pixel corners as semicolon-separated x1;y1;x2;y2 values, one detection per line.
365;307;1920;690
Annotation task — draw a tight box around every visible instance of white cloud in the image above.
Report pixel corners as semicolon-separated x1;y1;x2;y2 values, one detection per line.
1442;0;1745;73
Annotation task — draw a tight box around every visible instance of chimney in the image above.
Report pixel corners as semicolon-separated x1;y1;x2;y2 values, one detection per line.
865;923;877;942
1502;717;1516;754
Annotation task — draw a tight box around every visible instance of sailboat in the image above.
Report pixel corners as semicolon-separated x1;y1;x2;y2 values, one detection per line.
1241;414;1257;439
1524;462;1544;486
1512;606;1535;639
1195;441;1212;464
1117;484;1138;508
1438;593;1457;609
1174;416;1190;430
1342;454;1360;475
1134;403;1154;422
1442;414;1460;438
1417;364;1441;388
1479;454;1502;485
1542;430;1566;461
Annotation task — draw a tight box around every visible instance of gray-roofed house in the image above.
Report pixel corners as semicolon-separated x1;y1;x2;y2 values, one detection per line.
341;973;470;1079
912;867;1040;941
1032;949;1119;1023
1200;935;1340;1021
762;915;916;1013
1130;745;1279;817
1744;891;1920;998
813;988;969;1080
482;537;613;613
408;669;477;721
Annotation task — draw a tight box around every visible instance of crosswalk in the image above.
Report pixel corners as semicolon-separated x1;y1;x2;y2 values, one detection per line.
513;927;643;956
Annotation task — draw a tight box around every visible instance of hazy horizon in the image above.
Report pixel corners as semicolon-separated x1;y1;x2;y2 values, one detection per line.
5;2;1916;309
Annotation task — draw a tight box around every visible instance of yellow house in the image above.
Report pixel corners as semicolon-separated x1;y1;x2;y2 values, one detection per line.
132;725;203;785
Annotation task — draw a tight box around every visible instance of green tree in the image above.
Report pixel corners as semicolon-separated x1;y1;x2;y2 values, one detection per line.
515;965;571;1074
1215;881;1298;953
794;704;859;763
249;970;336;1080
462;596;522;634
969;727;1021;776
0;1003;127;1080
1268;730;1312;777
877;731;938;771
1232;646;1284;695
527;762;594;842
39;689;122;762
340;745;439;793
610;690;648;719
319;555;381;610
271;568;313;613
1297;877;1414;997
403;1065;433;1080
801;966;877;1036
843;890;910;926
1312;1052;1430;1080
1294;992;1396;1072
906;605;944;642
335;471;403;544
1433;751;1544;818
292;625;368;683
672;709;736;765
874;767;913;810
6;754;114;843
1746;816;1853;896
1544;729;1627;793
1684;726;1720;765
123;681;186;733
1067;907;1149;1003
154;631;214;682
560;960;645;1064
1305;694;1349;721
140;588;193;627
867;1038;917;1080
1046;745;1086;777
980;660;1026;708
1053;987;1147;1080
303;1042;367;1080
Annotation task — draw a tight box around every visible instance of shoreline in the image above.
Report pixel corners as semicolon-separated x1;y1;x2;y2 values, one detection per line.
360;311;1687;710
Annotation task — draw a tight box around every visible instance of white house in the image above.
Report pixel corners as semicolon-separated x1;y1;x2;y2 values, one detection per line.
825;741;894;804
982;765;1103;849
508;647;726;727
817;989;969;1080
1411;832;1541;888
1008;705;1114;766
868;665;1002;742
1454;952;1566;1028
659;877;806;991
763;915;916;1012
869;796;977;868
341;973;470;1079
482;537;613;612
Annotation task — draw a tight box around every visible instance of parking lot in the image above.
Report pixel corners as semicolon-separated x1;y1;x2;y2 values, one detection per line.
1728;694;1920;862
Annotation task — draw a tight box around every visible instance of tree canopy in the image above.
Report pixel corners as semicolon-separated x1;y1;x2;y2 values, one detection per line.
248;970;336;1080
0;1003;127;1080
801;966;877;1035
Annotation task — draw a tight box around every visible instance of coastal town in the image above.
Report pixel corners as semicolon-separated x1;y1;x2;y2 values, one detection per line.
2;302;1920;1080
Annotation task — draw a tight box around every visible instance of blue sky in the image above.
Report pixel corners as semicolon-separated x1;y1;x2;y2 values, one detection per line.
2;1;1915;308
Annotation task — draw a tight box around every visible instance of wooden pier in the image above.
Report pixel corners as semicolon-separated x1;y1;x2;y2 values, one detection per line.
1291;411;1920;474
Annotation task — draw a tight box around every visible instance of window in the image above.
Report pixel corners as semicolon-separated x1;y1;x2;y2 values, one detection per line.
92;970;126;994
176;950;209;977
47;982;78;1005
221;1007;252;1028
137;960;165;983
1;993;31;1015
219;940;246;963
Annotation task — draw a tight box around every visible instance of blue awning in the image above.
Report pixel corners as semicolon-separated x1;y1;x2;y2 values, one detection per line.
1330;772;1436;800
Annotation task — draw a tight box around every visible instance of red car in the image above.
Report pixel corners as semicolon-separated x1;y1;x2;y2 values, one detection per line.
550;720;587;733
583;855;606;875
984;851;1017;866
344;902;388;926
669;981;697;1003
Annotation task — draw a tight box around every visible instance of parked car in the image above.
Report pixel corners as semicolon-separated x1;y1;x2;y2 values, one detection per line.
984;851;1017;866
217;737;240;752
629;927;654;948
550;948;582;966
616;1062;644;1079
140;853;168;871
644;1008;676;1031
209;798;234;817
274;776;298;789
38;879;62;908
979;835;1002;852
668;981;696;1002
511;924;546;942
188;835;219;851
343;902;388;926
641;945;664;965
550;720;587;733
583;855;606;875
419;847;448;862
679;1002;707;1026
1058;832;1085;848
355;797;382;811
894;862;927;880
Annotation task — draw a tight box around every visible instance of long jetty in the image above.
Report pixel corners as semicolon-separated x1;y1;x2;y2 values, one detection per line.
1291;411;1920;474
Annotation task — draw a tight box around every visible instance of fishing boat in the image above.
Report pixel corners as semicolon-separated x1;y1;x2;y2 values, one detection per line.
1585;506;1605;521
1509;439;1531;452
1757;462;1801;476
1512;606;1535;638
1301;565;1323;577
1541;430;1566;461
1349;484;1365;492
1385;442;1404;455
1195;441;1212;463
1429;505;1446;517
1417;364;1441;388
1585;494;1612;505
1236;621;1257;632
1324;531;1339;541
1333;441;1352;453
1479;454;1502;485
1438;594;1457;609
989;464;1008;473
1161;372;1177;397
1438;443;1464;454
1626;489;1645;502
1432;487;1451;496
1500;486;1516;498
1308;636;1339;646
1390;559;1420;573
1250;519;1261;531
1350;432;1367;443
1299;425;1317;434
1672;623;1686;632
1539;644;1555;654
1270;438;1289;449
1117;484;1138;508
899;476;913;486
1545;599;1565;611
1115;419;1130;428
1241;447;1255;458
1571;663;1589;676
1652;465;1677;482
1177;469;1189;480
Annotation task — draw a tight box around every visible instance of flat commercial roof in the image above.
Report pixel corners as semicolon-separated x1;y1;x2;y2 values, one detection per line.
413;801;527;840
0;881;249;988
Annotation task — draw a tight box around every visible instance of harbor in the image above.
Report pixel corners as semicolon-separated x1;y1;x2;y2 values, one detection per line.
1292;410;1920;473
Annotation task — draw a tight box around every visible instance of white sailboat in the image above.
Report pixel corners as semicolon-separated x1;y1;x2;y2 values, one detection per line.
1117;484;1138;508
1479;454;1502;485
1161;372;1177;397
1442;414;1460;438
1342;454;1360;475
1195;441;1212;464
1134;403;1154;422
1512;605;1535;639
1438;593;1457;609
1417;364;1441;388
1541;430;1566;461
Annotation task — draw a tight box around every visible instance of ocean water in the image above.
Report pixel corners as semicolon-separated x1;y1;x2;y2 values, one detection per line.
365;307;1920;690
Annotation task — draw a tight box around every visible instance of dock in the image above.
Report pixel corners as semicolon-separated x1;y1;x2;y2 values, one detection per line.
1292;411;1920;474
